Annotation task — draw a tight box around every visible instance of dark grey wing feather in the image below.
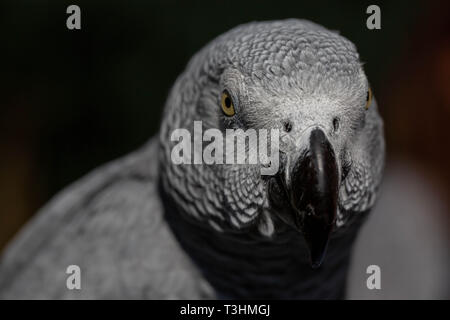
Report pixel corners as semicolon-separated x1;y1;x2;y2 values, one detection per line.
0;138;213;299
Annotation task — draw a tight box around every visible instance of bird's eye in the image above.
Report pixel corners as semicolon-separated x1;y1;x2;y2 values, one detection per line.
365;87;373;110
221;90;235;116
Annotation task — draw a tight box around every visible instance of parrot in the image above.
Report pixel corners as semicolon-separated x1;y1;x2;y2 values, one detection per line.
0;19;385;299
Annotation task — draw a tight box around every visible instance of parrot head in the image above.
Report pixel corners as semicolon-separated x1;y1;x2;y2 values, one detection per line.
159;19;385;267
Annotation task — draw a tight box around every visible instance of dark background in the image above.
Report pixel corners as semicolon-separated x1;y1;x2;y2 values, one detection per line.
0;0;448;253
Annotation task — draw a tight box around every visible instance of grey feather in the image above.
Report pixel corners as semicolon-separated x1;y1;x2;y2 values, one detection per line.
0;139;213;298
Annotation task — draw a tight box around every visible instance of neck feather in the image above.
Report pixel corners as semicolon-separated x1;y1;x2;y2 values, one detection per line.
160;180;363;299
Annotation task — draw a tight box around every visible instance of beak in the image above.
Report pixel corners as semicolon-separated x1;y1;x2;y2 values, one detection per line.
286;128;339;268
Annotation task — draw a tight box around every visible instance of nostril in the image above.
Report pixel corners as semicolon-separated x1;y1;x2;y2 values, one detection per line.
333;118;340;132
283;120;293;132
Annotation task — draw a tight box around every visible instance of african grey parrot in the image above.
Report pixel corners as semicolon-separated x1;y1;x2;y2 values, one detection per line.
0;19;384;299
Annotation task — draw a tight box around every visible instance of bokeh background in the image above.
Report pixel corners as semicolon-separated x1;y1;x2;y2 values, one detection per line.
0;0;449;298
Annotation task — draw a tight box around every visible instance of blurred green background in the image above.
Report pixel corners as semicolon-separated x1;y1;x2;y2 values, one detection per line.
0;0;449;252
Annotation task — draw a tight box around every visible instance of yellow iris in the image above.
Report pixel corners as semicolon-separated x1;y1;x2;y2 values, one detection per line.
221;91;235;116
366;87;373;110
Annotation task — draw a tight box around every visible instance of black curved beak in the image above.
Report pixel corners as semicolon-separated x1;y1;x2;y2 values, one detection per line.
288;128;339;268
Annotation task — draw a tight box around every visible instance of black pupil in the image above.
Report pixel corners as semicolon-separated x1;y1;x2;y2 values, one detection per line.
366;91;370;102
224;96;231;108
